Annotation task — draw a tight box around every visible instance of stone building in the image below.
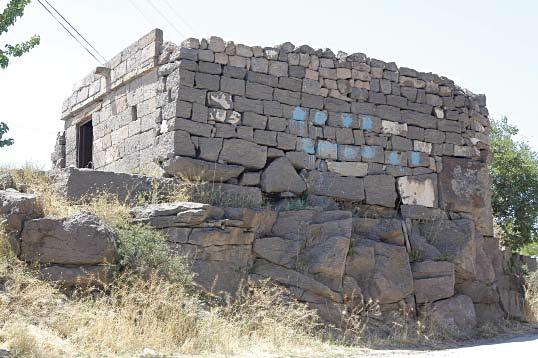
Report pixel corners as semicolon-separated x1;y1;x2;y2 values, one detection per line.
48;29;534;330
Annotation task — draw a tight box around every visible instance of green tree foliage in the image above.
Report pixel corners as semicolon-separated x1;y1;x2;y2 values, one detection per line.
0;122;14;147
1;0;40;148
0;0;39;69
490;117;538;251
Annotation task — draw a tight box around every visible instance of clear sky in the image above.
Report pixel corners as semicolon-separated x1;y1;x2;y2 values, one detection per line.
0;0;537;168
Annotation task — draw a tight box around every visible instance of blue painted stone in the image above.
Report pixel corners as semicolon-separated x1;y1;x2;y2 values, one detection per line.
342;113;353;128
362;146;375;159
313;111;327;125
300;138;316;154
410;151;421;166
339;145;359;161
344;146;358;160
387;152;401;165
292;107;307;121
362;116;373;131
317;140;338;159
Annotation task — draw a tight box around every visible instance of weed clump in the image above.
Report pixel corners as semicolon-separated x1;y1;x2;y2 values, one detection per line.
114;223;193;286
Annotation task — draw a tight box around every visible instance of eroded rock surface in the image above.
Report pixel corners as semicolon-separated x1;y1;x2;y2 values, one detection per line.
427;295;477;335
20;212;118;265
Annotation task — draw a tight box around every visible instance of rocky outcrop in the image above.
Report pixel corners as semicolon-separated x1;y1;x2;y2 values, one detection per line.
0;197;119;287
132;203;276;294
439;157;493;237
2;182;537;332
260;157;306;194
0;189;42;255
20;212;118;265
50;167;178;203
415;219;477;280
347;239;413;304
427;295;477;335
128;198;537;331
412;261;454;303
0;190;42;233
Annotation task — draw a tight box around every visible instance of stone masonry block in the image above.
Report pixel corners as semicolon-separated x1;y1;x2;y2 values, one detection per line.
219;139;268;169
364;175;397;207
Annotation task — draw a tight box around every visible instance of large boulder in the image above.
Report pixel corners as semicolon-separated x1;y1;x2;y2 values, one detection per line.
455;281;499;304
191;260;248;295
162;156;244;182
438;157;493;236
307;211;353;244
253;236;302;268
261;157;306;194
474;233;496;284
301;211;352;292
352;217;405;246
271;210;315;241
412;260;454;303
20;212;118;265
301;235;350;292
0;189;42;255
257;210;352;293
408;229;442;260
50;168;178;203
498;288;526;321
427;295;477;336
252;259;342;303
416;219;477;280
162;223;256;296
474;303;506;323
364;175;397;207
346;239;413;304
0;189;41;232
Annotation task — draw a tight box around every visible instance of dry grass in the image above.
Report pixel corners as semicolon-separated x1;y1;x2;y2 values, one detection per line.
0;241;367;357
0;166;368;357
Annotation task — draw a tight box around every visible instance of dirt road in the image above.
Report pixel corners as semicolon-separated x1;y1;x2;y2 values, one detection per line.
365;333;538;357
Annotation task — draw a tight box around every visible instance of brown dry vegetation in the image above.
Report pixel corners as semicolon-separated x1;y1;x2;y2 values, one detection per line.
0;165;536;356
0;166;365;357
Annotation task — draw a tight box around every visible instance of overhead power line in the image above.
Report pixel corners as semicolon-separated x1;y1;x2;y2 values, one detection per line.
160;0;199;37
36;0;105;64
41;0;107;62
146;0;186;39
127;0;155;27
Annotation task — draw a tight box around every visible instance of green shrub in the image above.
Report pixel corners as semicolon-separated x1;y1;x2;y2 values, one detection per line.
114;223;193;286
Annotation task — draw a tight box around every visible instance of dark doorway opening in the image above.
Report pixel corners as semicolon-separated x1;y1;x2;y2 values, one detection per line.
78;120;93;168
